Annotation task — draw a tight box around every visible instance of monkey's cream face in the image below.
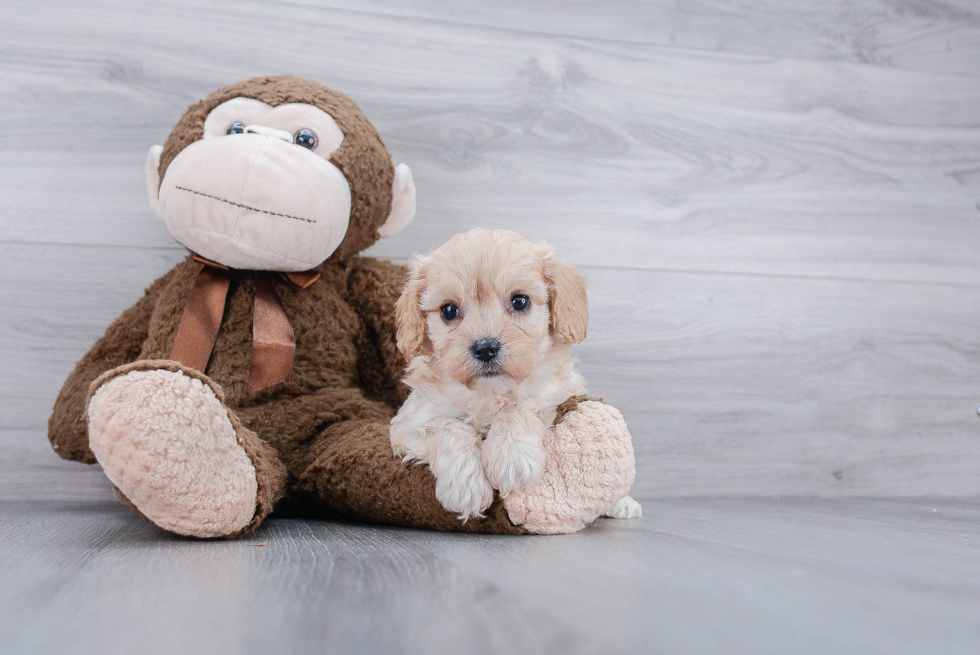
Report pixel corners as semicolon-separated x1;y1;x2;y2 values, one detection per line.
150;98;353;271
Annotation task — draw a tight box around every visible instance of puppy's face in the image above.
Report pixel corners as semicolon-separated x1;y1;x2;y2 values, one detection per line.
396;229;588;388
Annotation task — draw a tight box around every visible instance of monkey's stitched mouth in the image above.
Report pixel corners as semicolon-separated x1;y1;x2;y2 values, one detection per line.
174;186;317;224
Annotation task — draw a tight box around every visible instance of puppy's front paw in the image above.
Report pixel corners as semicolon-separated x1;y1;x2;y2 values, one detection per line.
391;439;419;463
434;455;494;521
481;433;546;497
389;411;417;461
602;495;642;519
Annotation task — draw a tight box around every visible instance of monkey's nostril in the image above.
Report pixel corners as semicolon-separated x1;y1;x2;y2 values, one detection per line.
471;338;501;363
243;125;293;142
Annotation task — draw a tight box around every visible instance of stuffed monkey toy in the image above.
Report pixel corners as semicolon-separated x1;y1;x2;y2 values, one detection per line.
48;76;635;538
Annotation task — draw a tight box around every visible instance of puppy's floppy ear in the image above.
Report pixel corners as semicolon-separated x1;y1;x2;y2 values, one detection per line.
395;254;430;360
542;244;589;344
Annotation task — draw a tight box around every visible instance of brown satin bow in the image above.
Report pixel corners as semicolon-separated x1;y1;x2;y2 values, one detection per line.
171;256;320;394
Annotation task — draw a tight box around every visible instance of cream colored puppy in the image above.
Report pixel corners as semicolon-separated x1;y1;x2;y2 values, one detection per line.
391;229;641;521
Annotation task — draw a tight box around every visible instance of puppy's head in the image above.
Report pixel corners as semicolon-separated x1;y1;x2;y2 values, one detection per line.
396;229;588;387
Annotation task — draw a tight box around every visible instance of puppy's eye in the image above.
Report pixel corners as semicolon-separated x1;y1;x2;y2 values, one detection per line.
510;294;530;312
440;304;459;321
226;122;246;135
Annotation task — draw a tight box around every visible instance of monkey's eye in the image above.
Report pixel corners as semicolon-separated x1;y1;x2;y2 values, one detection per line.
226;122;246;135
440;304;459;321
510;294;530;312
294;128;318;150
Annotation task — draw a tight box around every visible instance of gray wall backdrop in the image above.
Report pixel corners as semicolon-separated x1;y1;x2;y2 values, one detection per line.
2;0;979;502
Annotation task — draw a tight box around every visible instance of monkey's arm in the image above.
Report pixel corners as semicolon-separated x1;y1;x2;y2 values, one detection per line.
48;271;174;463
346;256;410;410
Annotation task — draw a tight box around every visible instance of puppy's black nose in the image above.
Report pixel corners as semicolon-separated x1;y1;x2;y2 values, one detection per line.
471;338;501;363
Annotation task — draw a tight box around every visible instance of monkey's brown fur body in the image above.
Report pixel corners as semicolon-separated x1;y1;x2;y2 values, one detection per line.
50;253;524;533
47;76;635;537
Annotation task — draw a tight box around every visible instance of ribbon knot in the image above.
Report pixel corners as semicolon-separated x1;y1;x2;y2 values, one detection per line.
171;256;320;394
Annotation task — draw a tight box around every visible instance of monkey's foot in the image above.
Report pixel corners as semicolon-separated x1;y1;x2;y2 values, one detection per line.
87;363;259;538
502;398;636;534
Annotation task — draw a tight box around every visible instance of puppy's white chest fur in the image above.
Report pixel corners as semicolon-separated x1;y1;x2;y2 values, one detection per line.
389;345;585;520
417;348;584;436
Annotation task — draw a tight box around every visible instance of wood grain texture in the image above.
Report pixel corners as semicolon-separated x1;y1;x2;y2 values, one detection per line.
277;0;980;76
4;242;978;498
1;499;977;655
1;1;979;284
1;0;979;499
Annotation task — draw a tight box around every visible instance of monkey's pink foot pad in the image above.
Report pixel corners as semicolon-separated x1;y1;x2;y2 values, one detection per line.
87;367;258;538
504;401;636;535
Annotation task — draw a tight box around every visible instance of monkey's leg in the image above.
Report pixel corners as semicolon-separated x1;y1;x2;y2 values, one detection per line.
299;402;635;535
86;360;287;538
300;419;528;534
502;396;637;534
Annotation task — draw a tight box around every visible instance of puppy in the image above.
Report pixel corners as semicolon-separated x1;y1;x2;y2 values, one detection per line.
391;229;640;521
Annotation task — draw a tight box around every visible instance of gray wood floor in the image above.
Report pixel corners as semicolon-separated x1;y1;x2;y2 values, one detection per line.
1;498;977;655
1;1;979;653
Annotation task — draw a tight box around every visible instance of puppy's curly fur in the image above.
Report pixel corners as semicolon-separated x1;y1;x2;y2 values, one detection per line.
390;229;593;519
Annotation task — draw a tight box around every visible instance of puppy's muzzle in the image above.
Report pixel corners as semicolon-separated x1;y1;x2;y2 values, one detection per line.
470;337;501;364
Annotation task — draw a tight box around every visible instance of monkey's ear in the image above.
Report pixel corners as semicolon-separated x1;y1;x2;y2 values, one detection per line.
395;255;429;360
378;163;416;238
146;145;164;220
542;246;589;344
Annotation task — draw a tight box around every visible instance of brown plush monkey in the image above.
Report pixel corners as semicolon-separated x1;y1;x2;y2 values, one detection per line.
48;76;635;538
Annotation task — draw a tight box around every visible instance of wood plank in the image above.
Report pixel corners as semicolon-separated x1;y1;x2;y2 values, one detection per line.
4;242;978;498
274;0;980;76
1;1;979;286
0;432;114;502
0;499;977;654
1;0;978;500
